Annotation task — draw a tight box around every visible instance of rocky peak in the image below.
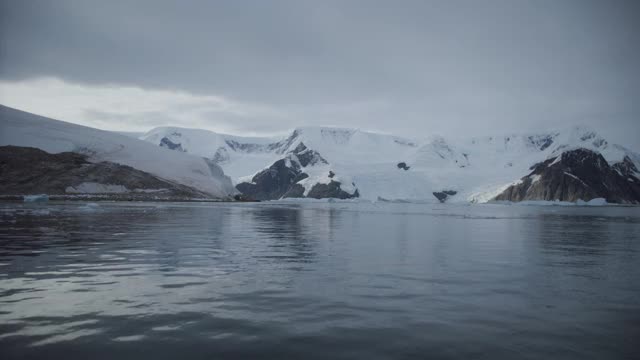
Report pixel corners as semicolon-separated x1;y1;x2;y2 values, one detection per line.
494;148;640;203
289;142;328;167
548;148;609;172
273;130;301;154
235;141;357;201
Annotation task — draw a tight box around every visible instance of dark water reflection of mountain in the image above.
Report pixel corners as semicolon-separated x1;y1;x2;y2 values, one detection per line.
1;201;639;359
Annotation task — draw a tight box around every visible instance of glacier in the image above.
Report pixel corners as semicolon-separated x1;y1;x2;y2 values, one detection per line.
140;124;640;203
1;104;638;203
0;105;237;199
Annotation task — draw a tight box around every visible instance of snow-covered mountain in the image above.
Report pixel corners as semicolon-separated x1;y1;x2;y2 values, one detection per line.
141;126;283;181
3;104;634;203
0;106;237;199
494;148;640;203
140;124;640;203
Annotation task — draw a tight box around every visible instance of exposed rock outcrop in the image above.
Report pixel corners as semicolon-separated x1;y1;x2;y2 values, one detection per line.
307;181;359;199
235;157;305;200
235;142;358;200
397;162;410;170
527;134;556;151
493;148;640;203
0;146;212;199
160;136;184;151
288;142;327;167
612;155;640;179
282;184;306;198
433;190;457;203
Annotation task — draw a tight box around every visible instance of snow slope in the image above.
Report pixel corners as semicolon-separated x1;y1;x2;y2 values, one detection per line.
0;105;236;198
141;124;640;203
141;126;283;180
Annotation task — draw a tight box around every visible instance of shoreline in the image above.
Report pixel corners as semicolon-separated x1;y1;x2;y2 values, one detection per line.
0;194;259;203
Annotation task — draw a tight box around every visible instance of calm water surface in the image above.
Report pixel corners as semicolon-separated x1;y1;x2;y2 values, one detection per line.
0;201;639;359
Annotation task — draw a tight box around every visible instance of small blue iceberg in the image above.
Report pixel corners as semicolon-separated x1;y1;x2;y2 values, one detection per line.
23;194;49;203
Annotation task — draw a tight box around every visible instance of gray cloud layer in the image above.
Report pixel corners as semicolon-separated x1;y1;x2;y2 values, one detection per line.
1;0;639;146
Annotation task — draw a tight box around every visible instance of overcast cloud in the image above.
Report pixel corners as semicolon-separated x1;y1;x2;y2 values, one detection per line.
0;0;638;147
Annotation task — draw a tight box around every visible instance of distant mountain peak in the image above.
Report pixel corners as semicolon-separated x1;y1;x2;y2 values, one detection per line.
136;120;639;203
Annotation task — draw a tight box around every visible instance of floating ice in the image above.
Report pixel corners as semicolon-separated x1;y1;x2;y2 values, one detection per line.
491;198;610;206
576;198;608;206
78;202;101;212
23;194;49;203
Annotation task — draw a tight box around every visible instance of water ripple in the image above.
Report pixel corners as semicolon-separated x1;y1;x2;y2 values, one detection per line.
0;201;639;359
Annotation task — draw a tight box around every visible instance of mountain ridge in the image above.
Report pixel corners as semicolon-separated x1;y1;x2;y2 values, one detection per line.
0;105;237;199
140;123;639;203
1;104;637;203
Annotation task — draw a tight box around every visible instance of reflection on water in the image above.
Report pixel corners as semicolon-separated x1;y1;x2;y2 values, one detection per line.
1;201;639;359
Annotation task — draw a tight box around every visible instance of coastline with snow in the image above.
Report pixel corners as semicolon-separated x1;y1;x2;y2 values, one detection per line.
2;105;639;204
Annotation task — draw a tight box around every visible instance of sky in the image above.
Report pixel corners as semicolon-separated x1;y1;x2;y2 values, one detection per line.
0;0;638;147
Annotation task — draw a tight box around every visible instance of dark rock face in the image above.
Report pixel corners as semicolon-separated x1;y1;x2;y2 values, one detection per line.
612;156;639;178
160;137;184;151
397;162;410;170
235;142;357;201
394;139;417;147
272;130;301;154
527;134;556;151
494;148;640;204
235;158;303;201
0;146;211;198
291;142;328;167
282;184;306;198
307;181;358;199
433;190;457;203
224;139;285;154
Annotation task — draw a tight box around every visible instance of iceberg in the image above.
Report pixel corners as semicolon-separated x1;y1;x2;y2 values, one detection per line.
23;194;49;203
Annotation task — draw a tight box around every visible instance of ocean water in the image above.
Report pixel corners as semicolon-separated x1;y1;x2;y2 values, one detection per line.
0;201;639;359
